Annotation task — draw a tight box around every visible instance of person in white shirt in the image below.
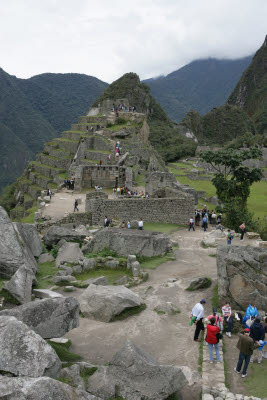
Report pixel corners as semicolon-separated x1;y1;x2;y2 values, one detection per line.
138;219;143;230
191;299;206;341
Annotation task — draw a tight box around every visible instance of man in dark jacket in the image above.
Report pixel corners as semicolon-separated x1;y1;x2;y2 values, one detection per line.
250;317;265;364
234;328;260;378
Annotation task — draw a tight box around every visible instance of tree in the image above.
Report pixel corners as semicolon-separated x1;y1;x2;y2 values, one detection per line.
200;147;263;230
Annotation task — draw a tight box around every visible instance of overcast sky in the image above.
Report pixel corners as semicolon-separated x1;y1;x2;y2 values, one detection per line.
0;0;266;83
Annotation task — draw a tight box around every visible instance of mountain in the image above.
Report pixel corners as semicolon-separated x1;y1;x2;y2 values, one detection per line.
0;69;107;193
93;72;197;161
144;56;252;122
227;36;267;134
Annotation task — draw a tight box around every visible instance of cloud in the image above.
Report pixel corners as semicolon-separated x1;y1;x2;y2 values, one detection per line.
0;0;266;82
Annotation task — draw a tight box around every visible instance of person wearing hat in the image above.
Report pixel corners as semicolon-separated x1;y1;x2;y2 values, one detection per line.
249;317;265;364
191;299;206;342
234;328;260;378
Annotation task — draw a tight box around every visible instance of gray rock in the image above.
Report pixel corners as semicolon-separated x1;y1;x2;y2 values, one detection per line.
0;297;79;339
217;245;267;310
130;220;139;229
0;376;102;400
73;264;83;274
4;265;35;304
43;225;88;246
33;289;63;299
83;276;108;286
60;266;73;275
114;276;128;285
13;222;42;257
83;228;172;257
56;242;84;267
51;275;74;284
38;253;54;264
83;258;97;271
105;259;119;269
64;286;76;292
87;340;187;400
80;284;144;322
57;238;67;248
131;261;141;277
127;255;136;269
186;277;212;291
0;316;61;378
59;364;85;390
0;206;38;278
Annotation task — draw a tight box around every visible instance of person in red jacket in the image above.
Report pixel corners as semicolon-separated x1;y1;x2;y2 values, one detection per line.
206;317;221;363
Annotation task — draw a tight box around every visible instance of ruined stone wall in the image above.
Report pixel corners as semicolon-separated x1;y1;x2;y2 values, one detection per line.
81;165;127;188
86;197;194;225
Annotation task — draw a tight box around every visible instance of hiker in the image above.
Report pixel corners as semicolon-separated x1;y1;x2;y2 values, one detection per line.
239;221;246;241
86;125;89;133
202;215;208;232
222;302;233;337
73;199;79;212
242;304;259;328
227;229;234;245
234;328;260;378
191;299;206;342
217;214;222;224
121;222;125;228
138;218;143;230
104;216;110;228
206;308;223;332
90;126;93;132
206;317;221;363
249;317;265;364
188;217;195;231
211;211;217;225
47;188;52;200
127;221;131;229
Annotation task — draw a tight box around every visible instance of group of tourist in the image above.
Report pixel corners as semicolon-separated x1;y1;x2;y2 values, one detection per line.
112;187;148;198
191;299;267;377
121;219;144;230
115;142;121;158
112;104;137;114
64;176;75;190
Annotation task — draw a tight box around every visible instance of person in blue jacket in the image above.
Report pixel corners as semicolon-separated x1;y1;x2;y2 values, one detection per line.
242;304;259;328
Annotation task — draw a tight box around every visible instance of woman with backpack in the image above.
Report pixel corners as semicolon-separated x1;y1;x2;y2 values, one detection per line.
206;317;221;363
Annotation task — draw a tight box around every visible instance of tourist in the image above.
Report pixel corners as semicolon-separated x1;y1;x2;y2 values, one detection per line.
188;217;195;231
227;230;234;245
234;328;260;378
239;221;246;241
217;214;222;224
104;216;110;228
90;126;94;132
121;222;125;228
191;299;206;342
262;316;267;359
113;188;116;198
127;221;131;229
211;211;217;225
73;199;79;212
202;215;208;232
47;188;52;200
206;317;221;363
242;304;259;328
195;210;201;226
138;219;143;230
205;308;223;332
86;125;89;133
222;301;233;337
249;317;265;364
99;160;102;166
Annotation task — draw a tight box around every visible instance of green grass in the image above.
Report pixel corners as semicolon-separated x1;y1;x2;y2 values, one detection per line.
47;340;81;362
57;376;76;387
198;331;204;373
80;367;98;385
222;342;230;389
75;268;132;285
138;253;176;270
21;205;38;223
211;283;219;309
135;173;146;186
111;304;146;321
243;362;267;397
35;261;57;289
144;222;184;234
0;278;7;291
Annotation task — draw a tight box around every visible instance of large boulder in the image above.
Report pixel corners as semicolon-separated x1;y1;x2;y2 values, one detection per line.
0;376;102;400
43;225;88;247
0;297;79;339
217;245;267;310
0;316;61;378
38;253;55;264
80;284;144;322
83;228;172;257
202;229;226;247
87;340;188;400
0;206;38;278
13;222;42;257
4;265;35;304
33;288;63;299
56;242;84;267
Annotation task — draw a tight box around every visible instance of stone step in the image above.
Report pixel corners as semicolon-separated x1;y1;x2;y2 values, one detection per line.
78;115;108;124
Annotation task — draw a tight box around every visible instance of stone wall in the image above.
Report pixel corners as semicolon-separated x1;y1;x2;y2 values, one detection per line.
217;245;267;310
74;165;129;190
86;196;194;226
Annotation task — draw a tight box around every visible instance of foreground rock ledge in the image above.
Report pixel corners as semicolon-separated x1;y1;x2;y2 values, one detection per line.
0;297;79;339
87;340;188;400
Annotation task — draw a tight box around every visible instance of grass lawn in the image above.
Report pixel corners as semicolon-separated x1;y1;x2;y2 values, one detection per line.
135;173;146;186
75;268;132;285
139;253;176;270
35;261;58;289
243;362;267;398
21;205;39;223
144;222;184;234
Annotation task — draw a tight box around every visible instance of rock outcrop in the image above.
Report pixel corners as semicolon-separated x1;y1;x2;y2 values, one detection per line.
0;316;61;378
56;242;84;267
13;222;42;257
0;297;79;339
0;376;102;400
87;340;187;399
4;265;35;304
217;245;267;310
43;225;88;247
80;284;144;322
0;206;38;278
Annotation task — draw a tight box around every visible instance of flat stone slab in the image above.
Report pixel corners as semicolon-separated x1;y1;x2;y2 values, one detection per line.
33;289;63;299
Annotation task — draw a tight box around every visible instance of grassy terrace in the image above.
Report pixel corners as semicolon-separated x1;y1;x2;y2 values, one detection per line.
31;161;65;172
55;138;79;143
